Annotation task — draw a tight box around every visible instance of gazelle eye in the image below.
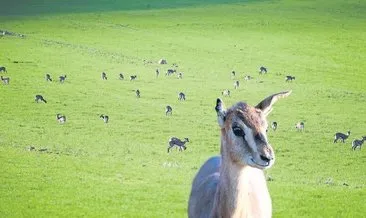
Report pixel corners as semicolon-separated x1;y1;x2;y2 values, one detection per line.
232;126;245;137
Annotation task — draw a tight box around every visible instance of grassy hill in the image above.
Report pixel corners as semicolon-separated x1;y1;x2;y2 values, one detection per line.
0;0;365;217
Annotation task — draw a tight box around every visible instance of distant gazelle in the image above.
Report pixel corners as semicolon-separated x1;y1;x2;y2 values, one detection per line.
334;130;351;143
178;92;186;101
59;75;67;83
352;136;366;150
130;75;137;81
45;73;52;82
234;80;240;89
100;114;109;123
166;105;173;116
295;122;305;131
35;95;47;103
285;75;295;82
101;72;107;80
222;89;230;97
271;121;278;131
0;66;7;73
259;66;267;74
56;114;66;124
188;91;291;218
167;137;189;153
1;76;9;85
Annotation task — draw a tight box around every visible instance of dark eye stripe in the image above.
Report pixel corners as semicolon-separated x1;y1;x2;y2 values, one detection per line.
255;133;265;142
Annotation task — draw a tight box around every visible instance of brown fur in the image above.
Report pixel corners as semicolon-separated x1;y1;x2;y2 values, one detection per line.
188;91;291;218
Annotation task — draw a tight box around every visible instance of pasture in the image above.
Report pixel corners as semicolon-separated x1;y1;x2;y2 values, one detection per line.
0;0;365;217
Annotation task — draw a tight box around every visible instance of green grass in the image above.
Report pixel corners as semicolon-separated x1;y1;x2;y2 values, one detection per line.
0;0;365;217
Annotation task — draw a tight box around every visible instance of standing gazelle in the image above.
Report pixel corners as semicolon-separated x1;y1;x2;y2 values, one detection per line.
166;105;173;116
352;136;366;150
334;130;351;143
188;90;291;218
167;137;189;153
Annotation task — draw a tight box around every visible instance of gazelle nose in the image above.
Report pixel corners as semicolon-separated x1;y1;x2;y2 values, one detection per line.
260;155;271;162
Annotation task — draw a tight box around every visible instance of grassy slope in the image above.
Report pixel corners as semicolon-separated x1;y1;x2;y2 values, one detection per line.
0;0;365;217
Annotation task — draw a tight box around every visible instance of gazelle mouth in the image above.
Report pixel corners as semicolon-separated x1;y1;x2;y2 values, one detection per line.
251;158;270;167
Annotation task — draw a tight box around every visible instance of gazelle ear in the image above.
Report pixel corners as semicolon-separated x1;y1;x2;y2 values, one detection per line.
255;90;292;116
215;98;227;128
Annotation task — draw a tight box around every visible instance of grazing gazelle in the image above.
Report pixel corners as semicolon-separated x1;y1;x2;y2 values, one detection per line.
35;95;47;103
45;73;52;82
101;72;107;80
1;76;9;84
59;75;67;83
0;66;7;73
166;105;173;116
167;137;189;153
352;136;366;150
130;75;137;81
178;92;186;101
334;130;351;143
100;114;109;123
188;91;291;218
259;66;267;74
56;114;66;124
285;75;295;82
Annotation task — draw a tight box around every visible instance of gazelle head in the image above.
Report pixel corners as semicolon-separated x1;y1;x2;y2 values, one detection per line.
215;91;291;169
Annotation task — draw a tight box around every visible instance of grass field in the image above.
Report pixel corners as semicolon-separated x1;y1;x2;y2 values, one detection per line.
0;0;365;217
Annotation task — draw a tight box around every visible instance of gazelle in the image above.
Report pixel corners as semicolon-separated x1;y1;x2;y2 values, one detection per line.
234;80;240;89
165;105;172;116
222;89;231;97
1;76;9;84
244;75;253;81
178;92;186;101
271;121;278;131
167;137;189;153
166;69;176;76
45;73;52;82
259;66;267;74
135;89;140;98
56;114;66;124
101;72;107;80
0;66;7;73
285;76;295;82
35;95;47;103
130;75;137;81
295;122;305;131
59;75;67;83
352;136;366;150
188;90;291;218
100;114;109;123
119;73;124;80
334;131;351;143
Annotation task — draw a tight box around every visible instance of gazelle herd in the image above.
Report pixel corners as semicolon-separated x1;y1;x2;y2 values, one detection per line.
1;56;364;218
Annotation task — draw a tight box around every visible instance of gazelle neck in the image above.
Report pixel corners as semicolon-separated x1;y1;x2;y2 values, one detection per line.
212;135;272;218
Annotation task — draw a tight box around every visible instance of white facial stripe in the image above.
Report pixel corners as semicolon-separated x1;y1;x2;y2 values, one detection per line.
243;124;257;152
